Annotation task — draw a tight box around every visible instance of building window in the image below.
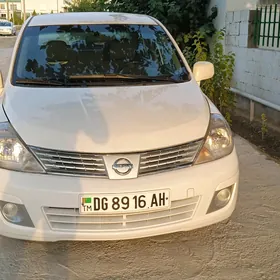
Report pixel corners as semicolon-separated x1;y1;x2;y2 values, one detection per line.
0;4;5;9
1;14;6;19
10;4;17;10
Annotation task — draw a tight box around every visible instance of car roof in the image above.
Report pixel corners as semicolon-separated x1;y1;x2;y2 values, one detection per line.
0;19;12;23
28;12;158;27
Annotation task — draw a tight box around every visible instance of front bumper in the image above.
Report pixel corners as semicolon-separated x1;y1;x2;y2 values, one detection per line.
0;149;239;242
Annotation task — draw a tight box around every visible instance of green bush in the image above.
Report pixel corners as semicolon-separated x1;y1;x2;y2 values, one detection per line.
66;0;108;12
109;0;216;38
185;29;236;123
66;0;218;62
10;12;23;25
66;0;217;38
261;113;268;140
180;31;208;68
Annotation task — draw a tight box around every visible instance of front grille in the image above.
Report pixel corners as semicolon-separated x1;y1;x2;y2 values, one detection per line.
30;139;203;178
30;147;108;178
43;196;199;232
138;140;203;176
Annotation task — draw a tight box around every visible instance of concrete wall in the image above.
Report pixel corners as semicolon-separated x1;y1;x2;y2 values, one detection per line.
209;0;258;29
208;0;227;30
208;1;280;131
226;10;280;108
227;0;257;11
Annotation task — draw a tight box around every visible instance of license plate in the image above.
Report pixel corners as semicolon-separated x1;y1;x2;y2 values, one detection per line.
79;190;170;214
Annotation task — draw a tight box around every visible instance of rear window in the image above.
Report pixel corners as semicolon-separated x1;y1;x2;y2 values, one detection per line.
12;24;190;86
0;21;11;26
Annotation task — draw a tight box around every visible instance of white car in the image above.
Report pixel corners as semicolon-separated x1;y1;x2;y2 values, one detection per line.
0;12;239;242
0;20;16;36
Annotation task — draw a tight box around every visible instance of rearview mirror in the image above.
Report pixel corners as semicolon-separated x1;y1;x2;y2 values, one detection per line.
193;61;214;85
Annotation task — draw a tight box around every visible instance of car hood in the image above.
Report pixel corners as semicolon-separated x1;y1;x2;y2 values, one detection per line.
3;81;210;153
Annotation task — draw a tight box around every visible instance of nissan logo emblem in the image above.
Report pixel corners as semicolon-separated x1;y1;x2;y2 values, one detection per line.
112;158;133;176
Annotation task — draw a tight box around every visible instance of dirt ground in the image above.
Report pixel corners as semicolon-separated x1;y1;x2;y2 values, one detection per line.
231;115;280;162
1;37;280;280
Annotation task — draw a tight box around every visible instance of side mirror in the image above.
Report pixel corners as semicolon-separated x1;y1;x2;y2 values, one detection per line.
193;61;214;85
0;71;3;89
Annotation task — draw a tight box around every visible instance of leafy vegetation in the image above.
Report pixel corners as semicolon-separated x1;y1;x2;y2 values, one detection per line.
10;12;23;25
66;0;218;70
184;29;236;123
66;0;217;38
66;0;108;12
261;113;268;140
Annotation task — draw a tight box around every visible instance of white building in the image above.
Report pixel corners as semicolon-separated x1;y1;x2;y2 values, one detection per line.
209;0;280;131
209;0;258;31
0;0;68;20
0;0;21;20
24;0;68;16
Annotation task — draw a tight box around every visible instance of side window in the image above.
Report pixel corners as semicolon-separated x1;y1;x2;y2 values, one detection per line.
16;35;45;79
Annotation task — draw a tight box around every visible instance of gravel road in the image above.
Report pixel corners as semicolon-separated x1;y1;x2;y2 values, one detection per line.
1;37;280;280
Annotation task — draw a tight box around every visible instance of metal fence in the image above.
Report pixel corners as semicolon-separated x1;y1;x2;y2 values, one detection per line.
254;3;280;48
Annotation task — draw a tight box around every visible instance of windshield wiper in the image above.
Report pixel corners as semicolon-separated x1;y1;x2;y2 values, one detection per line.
69;74;182;83
15;74;183;87
15;78;66;86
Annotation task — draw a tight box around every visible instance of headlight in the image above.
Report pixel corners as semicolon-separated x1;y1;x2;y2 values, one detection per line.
195;114;234;164
0;122;44;173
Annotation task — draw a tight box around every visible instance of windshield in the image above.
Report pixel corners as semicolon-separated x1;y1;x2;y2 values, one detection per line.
12;24;190;86
0;22;11;27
